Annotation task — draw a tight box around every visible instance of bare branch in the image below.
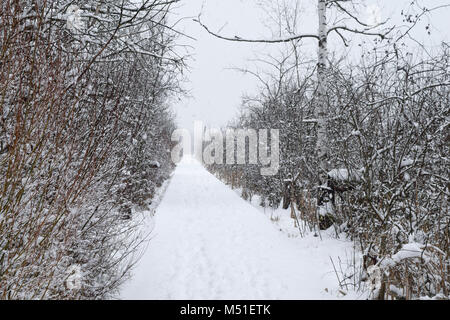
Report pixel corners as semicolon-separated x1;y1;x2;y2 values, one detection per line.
194;16;319;44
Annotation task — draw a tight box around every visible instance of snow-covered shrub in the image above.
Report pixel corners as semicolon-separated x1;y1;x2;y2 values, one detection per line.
326;46;449;299
0;0;182;299
206;40;449;300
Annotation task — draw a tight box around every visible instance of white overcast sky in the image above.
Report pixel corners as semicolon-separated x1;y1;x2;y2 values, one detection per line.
170;0;450;131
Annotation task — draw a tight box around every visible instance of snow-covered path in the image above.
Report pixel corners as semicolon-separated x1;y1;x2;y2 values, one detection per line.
121;156;358;299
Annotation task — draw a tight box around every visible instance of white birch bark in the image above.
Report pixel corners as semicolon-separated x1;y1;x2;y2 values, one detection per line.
316;0;329;189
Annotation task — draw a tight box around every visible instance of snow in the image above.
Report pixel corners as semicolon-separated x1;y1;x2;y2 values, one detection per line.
66;265;82;290
392;242;425;262
121;156;363;300
149;160;160;168
389;285;403;297
400;158;414;168
318;201;334;217
328;168;361;182
380;242;443;269
328;168;349;181
66;5;83;32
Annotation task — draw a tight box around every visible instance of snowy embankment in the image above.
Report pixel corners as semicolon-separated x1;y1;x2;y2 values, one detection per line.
120;156;366;299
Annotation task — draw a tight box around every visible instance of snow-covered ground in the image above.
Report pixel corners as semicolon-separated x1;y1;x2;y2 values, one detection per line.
120;156;366;299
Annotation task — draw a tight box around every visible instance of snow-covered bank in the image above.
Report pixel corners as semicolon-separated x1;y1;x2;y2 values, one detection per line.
121;156;366;299
227;182;368;299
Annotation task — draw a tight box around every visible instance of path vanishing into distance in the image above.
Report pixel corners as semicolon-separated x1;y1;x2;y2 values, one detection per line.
121;156;360;300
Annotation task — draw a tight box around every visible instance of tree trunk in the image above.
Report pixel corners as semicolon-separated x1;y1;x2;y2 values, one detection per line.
316;0;329;188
